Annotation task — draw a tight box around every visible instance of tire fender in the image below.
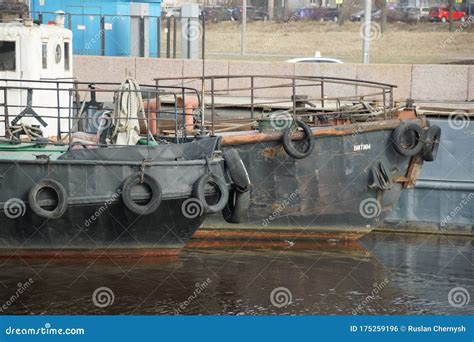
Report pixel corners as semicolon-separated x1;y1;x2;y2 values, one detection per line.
122;173;162;215
223;148;250;191
282;119;315;159
422;125;441;162
192;173;229;214
222;188;250;223
28;179;68;219
391;121;426;157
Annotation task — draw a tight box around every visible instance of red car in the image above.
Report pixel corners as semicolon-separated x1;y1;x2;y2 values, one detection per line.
429;6;467;22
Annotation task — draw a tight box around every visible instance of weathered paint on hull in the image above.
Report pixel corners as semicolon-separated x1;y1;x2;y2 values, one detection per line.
0;140;225;253
382;116;473;236
0;200;205;253
203;125;412;239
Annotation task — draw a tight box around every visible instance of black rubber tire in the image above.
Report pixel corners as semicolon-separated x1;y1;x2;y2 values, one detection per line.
222;188;250;223
121;173;162;215
192;173;229;214
391;121;426;157
223;149;250;190
28;179;68;219
422;125;441;162
282;119;315;159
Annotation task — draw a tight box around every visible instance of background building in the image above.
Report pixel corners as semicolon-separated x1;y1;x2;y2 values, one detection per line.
29;0;162;57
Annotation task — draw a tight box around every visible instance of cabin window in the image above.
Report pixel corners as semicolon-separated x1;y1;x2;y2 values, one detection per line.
42;42;48;69
0;41;16;71
64;42;70;71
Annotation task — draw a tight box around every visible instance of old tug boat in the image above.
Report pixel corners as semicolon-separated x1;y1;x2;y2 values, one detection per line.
152;75;441;241
0;19;249;256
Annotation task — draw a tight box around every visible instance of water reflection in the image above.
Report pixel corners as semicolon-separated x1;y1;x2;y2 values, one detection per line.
0;232;472;315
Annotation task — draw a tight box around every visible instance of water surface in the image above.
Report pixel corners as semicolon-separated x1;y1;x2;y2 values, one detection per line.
0;232;472;315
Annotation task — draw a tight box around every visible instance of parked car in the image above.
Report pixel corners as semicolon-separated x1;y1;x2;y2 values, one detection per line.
294;7;339;21
429;6;467;22
232;6;269;21
404;7;431;22
287;57;343;64
162;7;181;18
202;6;227;23
350;9;381;22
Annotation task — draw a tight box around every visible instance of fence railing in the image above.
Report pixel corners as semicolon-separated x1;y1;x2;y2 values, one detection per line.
0;79;202;147
30;11;206;59
154;75;397;135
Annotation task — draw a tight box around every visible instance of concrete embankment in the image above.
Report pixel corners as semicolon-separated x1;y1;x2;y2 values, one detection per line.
73;56;474;103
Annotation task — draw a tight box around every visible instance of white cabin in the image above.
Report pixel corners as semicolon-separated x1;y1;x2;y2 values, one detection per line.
0;18;73;139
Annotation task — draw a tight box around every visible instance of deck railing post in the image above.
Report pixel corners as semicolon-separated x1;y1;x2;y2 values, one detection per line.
56;82;61;140
4;88;9;139
383;89;387;120
389;87;394;110
250;76;254;119
211;77;215;136
320;78;325;109
68;89;72;147
181;87;186;138
292;78;296;118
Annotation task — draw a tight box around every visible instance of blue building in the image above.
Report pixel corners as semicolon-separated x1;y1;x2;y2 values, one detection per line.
30;0;162;57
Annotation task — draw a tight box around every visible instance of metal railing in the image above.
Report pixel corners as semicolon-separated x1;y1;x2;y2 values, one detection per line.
0;79;202;147
154;75;397;134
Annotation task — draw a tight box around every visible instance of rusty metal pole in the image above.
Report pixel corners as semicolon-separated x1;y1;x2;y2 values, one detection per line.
100;16;105;56
241;0;247;55
362;0;372;64
381;0;387;34
173;16;177;59
157;16;161;58
166;17;171;58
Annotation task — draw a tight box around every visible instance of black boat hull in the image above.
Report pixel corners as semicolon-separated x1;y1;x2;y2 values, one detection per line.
0;139;228;254
202;122;414;240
